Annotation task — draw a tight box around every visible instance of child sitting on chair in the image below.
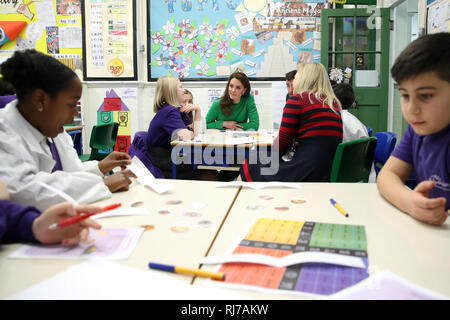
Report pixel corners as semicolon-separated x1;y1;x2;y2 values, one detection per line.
377;33;450;225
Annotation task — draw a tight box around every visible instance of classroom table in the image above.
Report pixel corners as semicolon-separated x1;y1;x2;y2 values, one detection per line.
0;179;240;299
170;129;275;179
1;181;449;300
193;183;450;299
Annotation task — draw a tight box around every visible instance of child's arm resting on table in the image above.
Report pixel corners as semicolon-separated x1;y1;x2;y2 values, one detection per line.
377;156;447;225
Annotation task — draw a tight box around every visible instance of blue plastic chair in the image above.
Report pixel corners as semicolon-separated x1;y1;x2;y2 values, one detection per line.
128;131;165;179
366;126;373;137
373;132;397;176
67;129;83;155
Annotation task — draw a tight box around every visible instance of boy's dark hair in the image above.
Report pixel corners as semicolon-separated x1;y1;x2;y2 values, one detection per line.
285;70;297;81
0;49;77;102
391;33;450;84
332;83;356;110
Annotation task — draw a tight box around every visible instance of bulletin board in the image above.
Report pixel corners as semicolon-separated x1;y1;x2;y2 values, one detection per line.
426;0;450;34
147;0;329;81
81;0;138;81
0;0;83;68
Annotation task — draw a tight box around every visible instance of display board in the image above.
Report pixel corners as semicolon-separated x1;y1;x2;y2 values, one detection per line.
0;0;82;68
426;0;450;34
81;0;137;81
148;0;329;81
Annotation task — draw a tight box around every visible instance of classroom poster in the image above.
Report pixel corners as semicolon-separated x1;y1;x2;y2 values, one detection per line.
0;0;82;67
81;0;137;80
148;0;330;80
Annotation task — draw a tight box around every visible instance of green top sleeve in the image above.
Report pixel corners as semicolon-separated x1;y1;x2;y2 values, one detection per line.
205;95;260;131
239;95;259;131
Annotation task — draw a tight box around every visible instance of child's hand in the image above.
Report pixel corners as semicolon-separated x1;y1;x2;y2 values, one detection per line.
104;170;136;192
408;181;447;225
98;152;132;174
32;202;102;245
0;181;10;201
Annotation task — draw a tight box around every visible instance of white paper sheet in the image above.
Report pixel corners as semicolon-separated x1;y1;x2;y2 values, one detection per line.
9;228;144;260
9;260;251;300
91;207;150;220
330;270;449;300
127;156;173;194
200;251;366;269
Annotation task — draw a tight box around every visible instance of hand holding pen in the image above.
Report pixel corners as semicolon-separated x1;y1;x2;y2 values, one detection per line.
32;202;104;246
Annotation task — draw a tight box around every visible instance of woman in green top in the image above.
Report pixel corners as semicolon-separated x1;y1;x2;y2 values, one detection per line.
206;71;259;131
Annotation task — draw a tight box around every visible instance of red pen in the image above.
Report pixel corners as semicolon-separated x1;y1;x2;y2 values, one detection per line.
48;203;122;230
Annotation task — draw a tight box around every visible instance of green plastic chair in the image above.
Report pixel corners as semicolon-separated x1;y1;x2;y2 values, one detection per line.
79;123;119;162
330;137;378;183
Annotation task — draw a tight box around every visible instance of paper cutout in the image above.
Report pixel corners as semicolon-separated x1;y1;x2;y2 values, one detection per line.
104;97;122;111
127;156;173;194
0;21;27;47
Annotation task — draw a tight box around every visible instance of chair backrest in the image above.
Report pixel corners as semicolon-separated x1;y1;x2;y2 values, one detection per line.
330;137;378;183
373;132;397;175
67;129;83;155
89;123;119;161
128;131;165;179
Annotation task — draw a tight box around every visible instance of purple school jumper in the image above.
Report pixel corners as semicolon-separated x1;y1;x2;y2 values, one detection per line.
0;200;40;244
392;124;450;210
146;104;192;149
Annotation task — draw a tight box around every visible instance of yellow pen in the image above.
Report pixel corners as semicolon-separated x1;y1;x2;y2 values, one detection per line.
330;198;349;218
149;262;225;280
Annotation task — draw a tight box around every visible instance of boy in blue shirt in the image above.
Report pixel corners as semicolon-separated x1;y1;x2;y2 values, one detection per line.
377;33;450;225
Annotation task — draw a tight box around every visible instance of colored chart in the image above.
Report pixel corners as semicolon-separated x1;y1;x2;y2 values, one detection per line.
215;218;369;296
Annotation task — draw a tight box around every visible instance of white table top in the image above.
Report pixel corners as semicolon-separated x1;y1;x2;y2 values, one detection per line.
2;181;449;299
171;129;275;147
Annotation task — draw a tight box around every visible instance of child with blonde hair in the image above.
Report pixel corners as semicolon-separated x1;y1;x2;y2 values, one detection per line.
239;62;343;182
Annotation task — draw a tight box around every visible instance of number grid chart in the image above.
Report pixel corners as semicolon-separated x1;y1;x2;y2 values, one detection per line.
214;218;369;296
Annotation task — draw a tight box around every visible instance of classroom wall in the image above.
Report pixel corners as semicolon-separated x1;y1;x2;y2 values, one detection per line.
78;0;422;154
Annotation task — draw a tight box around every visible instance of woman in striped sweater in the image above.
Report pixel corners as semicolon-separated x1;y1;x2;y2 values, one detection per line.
239;62;343;182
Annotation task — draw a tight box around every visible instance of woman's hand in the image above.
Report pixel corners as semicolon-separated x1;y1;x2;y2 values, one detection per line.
180;103;200;114
32;202;102;245
222;121;243;130
98;152;132;174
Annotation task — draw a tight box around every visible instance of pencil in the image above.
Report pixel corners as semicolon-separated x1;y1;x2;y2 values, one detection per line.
330;198;349;218
149;262;225;280
48;203;122;229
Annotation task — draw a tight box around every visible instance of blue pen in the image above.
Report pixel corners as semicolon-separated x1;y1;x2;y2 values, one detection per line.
330;198;349;217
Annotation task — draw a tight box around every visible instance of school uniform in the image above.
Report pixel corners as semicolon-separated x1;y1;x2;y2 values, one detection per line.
241;92;343;182
392;124;450;210
146;103;196;179
0;94;16;109
206;95;259;131
0;101;111;211
0;200;39;244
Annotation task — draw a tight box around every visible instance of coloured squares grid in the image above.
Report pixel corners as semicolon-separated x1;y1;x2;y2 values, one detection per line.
309;223;367;251
244;218;304;245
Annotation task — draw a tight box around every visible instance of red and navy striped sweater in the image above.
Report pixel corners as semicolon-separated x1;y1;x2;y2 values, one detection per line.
276;92;343;153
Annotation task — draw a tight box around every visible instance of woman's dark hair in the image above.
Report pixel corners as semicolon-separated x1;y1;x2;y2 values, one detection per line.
391;32;450;84
0;49;77;102
220;71;251;117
